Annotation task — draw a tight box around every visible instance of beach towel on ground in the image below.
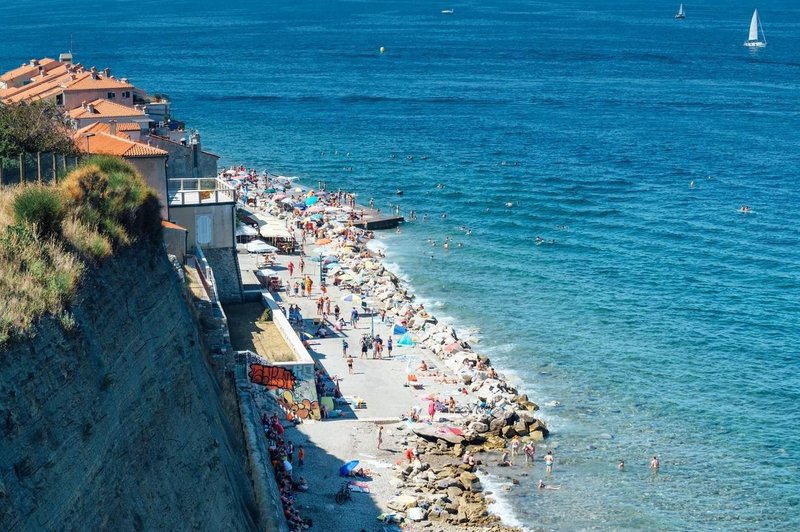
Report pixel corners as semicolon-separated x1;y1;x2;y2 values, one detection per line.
348;481;371;493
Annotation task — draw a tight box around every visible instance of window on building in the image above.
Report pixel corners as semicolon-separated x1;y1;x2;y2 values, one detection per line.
122;91;131;99
107;92;115;99
196;215;212;245
55;94;64;106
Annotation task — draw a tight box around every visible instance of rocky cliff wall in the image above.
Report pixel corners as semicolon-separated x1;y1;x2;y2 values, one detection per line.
0;245;258;531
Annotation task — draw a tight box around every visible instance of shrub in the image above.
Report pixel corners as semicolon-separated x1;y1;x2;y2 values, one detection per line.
61;217;113;261
12;185;65;238
61;164;109;212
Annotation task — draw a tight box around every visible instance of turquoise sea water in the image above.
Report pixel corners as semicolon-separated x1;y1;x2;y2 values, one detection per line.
3;0;799;529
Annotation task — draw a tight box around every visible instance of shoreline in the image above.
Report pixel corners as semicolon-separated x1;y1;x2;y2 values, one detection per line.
229;170;547;530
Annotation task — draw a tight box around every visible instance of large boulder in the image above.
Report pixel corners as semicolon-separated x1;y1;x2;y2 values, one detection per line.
513;421;529;436
489;418;505;434
470;422;489;434
387;494;417;511
407;507;426;522
412;424;465;445
500;425;517;439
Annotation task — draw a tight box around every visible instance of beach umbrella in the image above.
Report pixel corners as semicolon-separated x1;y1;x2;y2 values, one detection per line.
266;187;277;193
339;460;359;477
294;187;303;193
343;294;362;305
246;240;279;253
272;193;286;201
323;256;339;266
325;206;341;213
393;324;407;335
305;196;319;206
293;202;307;210
310;214;323;221
306;205;325;213
281;197;295;204
338;273;353;282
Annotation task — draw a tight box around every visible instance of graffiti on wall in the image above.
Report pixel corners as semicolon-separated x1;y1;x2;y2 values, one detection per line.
248;363;320;420
249;364;295;390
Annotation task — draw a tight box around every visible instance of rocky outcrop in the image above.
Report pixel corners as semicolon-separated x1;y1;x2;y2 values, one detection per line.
0;245;258;531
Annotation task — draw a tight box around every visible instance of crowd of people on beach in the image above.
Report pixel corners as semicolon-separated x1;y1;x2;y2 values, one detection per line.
261;413;311;531
222;165;667;528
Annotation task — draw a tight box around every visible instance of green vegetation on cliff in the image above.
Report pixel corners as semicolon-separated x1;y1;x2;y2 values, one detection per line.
0;155;162;344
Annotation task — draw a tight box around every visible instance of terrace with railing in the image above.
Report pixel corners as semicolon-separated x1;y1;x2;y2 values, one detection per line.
167;177;237;206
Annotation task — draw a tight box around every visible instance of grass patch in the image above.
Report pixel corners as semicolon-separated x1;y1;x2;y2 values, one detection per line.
0;157;163;344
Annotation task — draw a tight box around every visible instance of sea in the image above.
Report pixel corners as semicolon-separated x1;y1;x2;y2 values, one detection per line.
3;0;799;529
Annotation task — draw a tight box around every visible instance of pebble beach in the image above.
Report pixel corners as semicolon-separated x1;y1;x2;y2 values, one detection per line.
232;171;549;530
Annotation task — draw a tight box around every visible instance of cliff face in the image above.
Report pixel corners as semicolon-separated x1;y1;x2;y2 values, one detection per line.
0;245;257;531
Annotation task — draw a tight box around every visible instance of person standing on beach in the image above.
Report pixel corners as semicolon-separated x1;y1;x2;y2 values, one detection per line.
293;281;300;296
288;261;295;277
510;435;520;458
325;297;331;316
377;425;384;449
305;276;313;297
360;336;369;359
347;356;354;374
299;257;305;274
387;336;393;358
524;442;536;465
334;304;340;321
298;445;305;467
428;400;436;422
342;339;348;357
350;308;359;328
544;451;554;474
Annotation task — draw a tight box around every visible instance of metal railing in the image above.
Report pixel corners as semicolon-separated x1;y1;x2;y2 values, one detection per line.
168;177;237;205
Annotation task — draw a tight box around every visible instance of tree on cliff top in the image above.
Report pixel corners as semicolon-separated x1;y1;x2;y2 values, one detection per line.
0;100;78;157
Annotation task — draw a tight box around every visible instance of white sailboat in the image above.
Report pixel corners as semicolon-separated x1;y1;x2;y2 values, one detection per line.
675;4;685;20
743;9;767;48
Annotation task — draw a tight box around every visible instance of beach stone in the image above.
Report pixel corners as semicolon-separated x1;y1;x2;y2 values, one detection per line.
489;418;505;434
407;507;426;521
516;410;535;424
412;424;464;445
500;425;517;439
446;486;463;499
470;422;489;433
528;419;550;436
388;494;418;511
529;429;545;442
513;421;529;436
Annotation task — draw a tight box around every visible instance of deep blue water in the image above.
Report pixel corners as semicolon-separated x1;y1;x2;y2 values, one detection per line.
3;0;800;529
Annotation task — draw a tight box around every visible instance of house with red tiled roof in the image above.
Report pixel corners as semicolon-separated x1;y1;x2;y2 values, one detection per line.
1;65;135;109
74;124;169;217
0;57;63;90
68;98;149;129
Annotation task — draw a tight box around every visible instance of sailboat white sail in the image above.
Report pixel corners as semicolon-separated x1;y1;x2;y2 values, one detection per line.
744;9;767;47
675;4;685;19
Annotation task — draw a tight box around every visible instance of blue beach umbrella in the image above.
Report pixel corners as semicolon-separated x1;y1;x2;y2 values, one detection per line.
293;202;307;210
339;460;359;477
393;324;407;335
305;196;319;206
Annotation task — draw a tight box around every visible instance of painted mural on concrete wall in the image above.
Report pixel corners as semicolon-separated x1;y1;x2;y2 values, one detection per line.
249;363;320;420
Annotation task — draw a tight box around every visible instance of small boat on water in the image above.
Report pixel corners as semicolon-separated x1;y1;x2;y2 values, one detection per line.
744;9;767;47
441;9;454;15
675;4;685;19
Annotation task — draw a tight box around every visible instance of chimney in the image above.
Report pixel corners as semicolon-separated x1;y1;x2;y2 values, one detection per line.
38;66;44;76
120;77;129;84
109;120;117;136
87;103;96;114
90;67;98;80
103;67;111;78
81;100;87;109
31;58;39;66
